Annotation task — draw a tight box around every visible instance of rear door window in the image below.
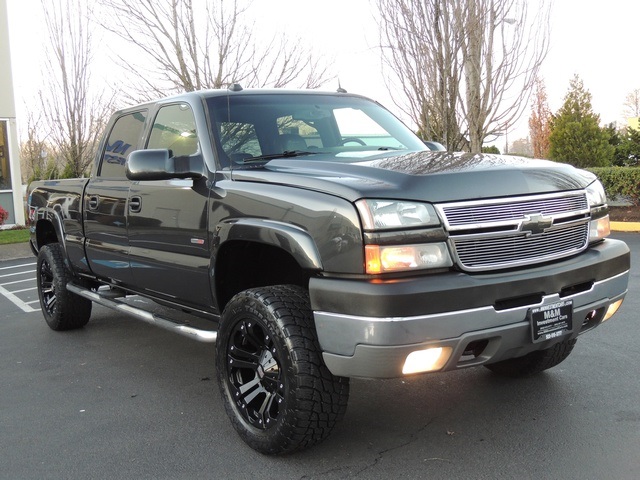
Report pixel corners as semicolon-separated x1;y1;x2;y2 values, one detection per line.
99;111;147;178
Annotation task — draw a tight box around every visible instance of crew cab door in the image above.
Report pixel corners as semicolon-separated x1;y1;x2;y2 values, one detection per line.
127;103;212;308
84;110;147;286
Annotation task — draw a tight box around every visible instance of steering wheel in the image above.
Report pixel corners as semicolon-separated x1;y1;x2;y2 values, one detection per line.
338;137;366;146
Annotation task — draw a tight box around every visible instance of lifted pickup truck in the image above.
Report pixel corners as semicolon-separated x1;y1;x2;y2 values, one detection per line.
28;87;630;454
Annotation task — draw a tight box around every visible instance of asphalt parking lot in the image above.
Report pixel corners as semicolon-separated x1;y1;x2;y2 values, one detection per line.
1;234;639;479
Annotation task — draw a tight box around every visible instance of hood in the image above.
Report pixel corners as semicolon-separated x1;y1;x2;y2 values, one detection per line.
231;151;596;203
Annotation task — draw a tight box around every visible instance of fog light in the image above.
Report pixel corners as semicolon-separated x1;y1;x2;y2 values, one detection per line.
603;299;624;322
402;347;452;374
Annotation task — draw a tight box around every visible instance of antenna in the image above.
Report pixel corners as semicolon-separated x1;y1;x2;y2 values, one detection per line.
226;85;235;173
336;80;347;93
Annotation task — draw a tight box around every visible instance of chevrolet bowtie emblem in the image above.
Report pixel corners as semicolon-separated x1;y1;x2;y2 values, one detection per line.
520;213;553;236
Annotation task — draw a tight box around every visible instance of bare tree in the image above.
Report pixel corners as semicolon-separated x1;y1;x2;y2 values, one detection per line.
39;0;112;178
19;111;54;182
528;77;552;159
377;0;552;153
97;0;331;101
377;0;465;150
623;88;640;119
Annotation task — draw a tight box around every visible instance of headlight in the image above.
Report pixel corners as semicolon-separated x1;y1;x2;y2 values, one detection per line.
585;180;606;207
356;199;439;230
585;180;610;242
356;200;451;273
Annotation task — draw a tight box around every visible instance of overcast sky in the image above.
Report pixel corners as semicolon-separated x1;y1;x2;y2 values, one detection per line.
6;0;640;145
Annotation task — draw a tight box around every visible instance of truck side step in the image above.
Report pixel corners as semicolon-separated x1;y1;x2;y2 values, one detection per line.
66;283;218;343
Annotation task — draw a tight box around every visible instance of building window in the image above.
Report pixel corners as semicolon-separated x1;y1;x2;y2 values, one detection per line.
0;119;16;224
0;120;12;190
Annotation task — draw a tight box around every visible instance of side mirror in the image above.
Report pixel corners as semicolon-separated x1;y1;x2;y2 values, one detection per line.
125;149;204;181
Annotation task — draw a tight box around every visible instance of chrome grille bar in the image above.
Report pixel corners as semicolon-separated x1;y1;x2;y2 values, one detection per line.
437;192;591;272
440;192;588;229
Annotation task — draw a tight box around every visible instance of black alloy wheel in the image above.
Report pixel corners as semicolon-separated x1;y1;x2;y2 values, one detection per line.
38;252;57;318
226;317;284;429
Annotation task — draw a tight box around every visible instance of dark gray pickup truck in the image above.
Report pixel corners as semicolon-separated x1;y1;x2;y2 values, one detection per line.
28;87;630;454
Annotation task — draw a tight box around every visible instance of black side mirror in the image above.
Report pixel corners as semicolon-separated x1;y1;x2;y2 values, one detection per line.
126;149;204;181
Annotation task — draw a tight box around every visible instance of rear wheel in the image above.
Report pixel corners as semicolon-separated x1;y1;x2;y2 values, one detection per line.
485;338;577;378
37;243;92;330
216;285;349;455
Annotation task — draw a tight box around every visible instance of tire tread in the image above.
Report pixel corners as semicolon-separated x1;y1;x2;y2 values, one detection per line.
485;338;577;378
217;285;349;454
37;243;91;330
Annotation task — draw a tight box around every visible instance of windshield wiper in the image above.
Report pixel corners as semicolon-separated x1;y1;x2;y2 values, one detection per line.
241;150;319;164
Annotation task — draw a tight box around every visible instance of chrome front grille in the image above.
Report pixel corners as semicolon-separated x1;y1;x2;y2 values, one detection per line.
442;194;588;227
437;192;590;272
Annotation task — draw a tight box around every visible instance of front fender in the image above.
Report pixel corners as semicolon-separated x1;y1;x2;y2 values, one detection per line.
214;218;323;270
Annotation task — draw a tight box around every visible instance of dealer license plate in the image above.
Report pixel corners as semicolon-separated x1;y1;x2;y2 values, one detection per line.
529;300;573;343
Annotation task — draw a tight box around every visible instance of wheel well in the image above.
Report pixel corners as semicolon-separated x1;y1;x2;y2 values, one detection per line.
35;219;59;248
215;240;311;312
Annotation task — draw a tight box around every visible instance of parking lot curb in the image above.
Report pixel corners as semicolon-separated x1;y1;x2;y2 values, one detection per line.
611;221;640;233
0;242;33;261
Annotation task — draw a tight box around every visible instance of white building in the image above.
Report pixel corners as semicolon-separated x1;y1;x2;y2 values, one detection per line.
0;0;26;227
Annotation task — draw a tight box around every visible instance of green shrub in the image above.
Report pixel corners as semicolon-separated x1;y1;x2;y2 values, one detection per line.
482;145;500;154
588;167;640;206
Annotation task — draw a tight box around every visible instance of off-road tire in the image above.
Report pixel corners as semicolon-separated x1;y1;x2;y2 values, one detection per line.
37;243;92;330
485;338;577;378
216;285;350;455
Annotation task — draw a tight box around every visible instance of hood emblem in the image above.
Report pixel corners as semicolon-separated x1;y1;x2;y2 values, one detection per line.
520;213;553;236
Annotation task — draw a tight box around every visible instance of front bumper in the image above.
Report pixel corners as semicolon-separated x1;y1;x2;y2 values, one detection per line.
310;239;629;378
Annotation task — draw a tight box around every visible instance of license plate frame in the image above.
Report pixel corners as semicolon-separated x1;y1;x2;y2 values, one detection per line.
529;299;573;343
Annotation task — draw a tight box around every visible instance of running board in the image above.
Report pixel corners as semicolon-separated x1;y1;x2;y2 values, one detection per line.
66;283;218;343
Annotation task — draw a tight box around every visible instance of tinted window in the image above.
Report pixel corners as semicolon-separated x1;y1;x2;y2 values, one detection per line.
99;111;147;178
276;115;321;149
147;104;199;157
219;122;261;158
206;94;427;163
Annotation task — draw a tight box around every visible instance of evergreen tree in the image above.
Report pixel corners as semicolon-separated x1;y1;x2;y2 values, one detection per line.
628;127;640;166
613;126;640;167
549;75;613;168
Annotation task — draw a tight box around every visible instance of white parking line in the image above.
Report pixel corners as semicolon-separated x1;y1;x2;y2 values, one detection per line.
0;284;39;313
12;286;37;294
0;278;36;286
0;262;36;271
0;270;36;279
0;261;39;313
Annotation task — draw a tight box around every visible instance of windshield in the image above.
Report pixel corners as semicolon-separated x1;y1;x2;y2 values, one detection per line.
206;93;427;166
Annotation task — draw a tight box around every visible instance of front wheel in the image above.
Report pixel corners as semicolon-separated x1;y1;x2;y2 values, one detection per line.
485;338;577;378
216;285;349;455
37;243;92;330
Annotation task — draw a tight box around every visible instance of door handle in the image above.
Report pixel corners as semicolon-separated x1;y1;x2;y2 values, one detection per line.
129;196;142;213
88;195;99;210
